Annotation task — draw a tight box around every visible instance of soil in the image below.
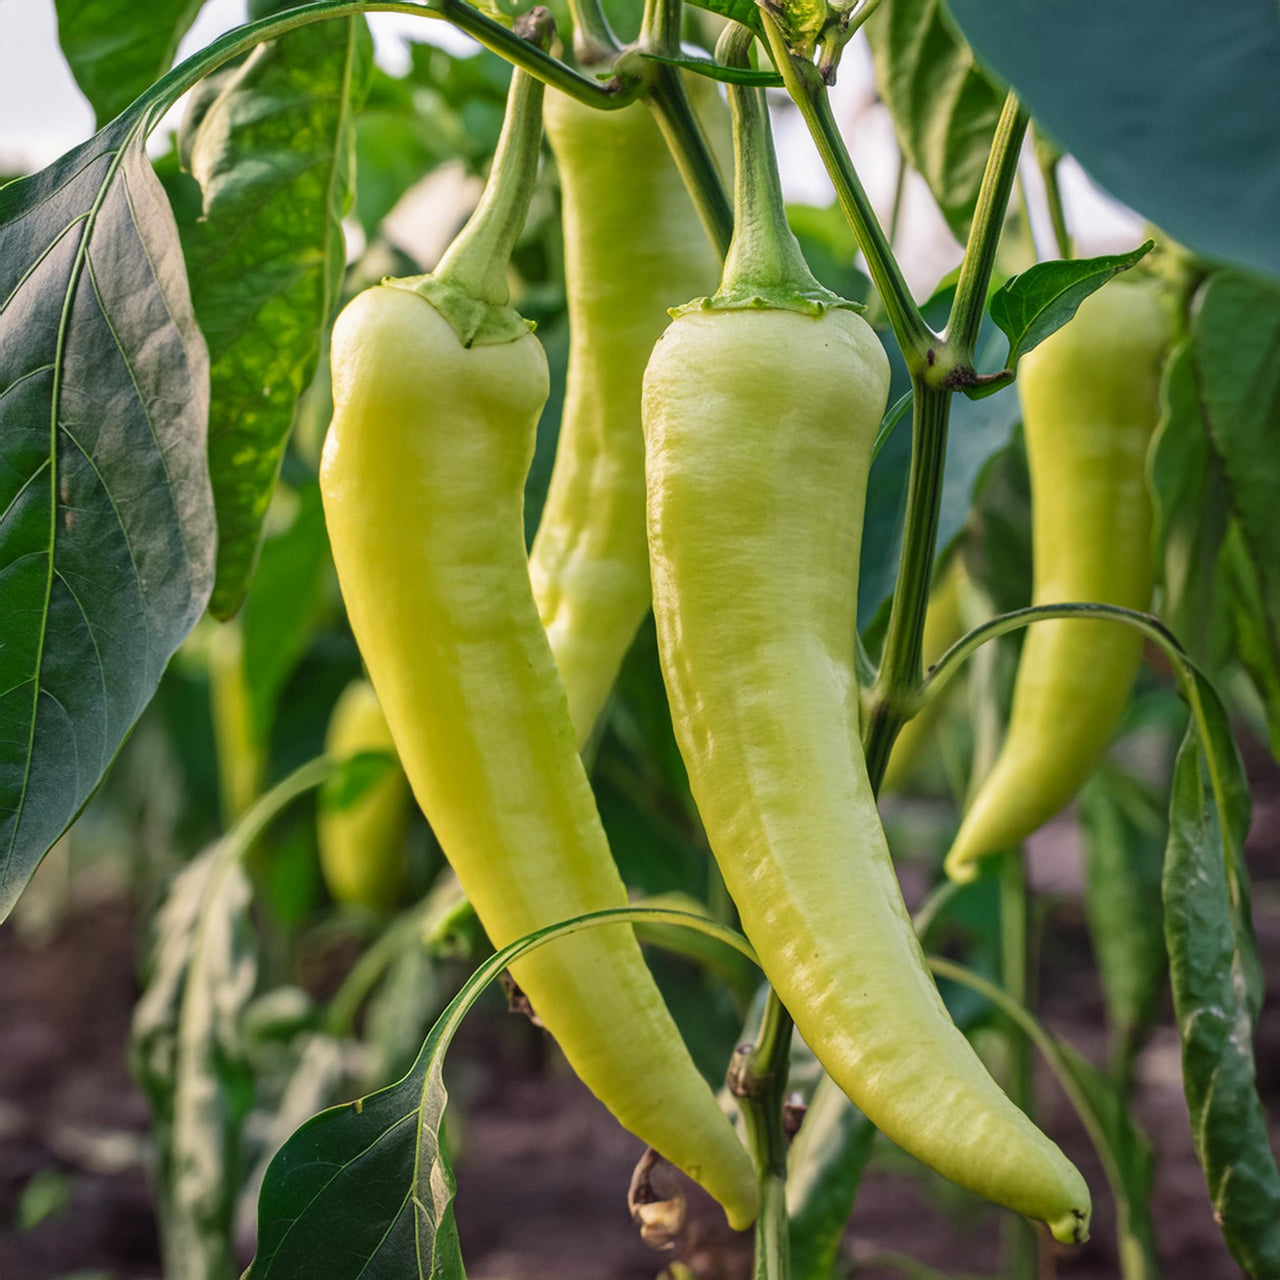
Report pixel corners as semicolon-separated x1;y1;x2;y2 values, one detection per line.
1;757;1278;1280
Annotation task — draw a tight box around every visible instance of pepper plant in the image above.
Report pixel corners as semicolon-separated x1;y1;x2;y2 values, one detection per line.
1;0;1279;1278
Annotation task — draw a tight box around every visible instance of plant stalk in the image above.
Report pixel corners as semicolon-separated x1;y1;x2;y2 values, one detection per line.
761;13;935;370
864;381;953;787
639;0;734;254
944;90;1028;367
730;989;795;1280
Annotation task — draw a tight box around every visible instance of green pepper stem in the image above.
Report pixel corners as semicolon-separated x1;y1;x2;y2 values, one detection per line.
943;90;1028;368
1035;129;1073;261
639;0;734;255
714;24;825;303
435;17;552;305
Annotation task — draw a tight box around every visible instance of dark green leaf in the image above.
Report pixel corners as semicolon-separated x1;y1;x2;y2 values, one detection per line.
1078;767;1166;1077
988;243;1154;374
637;52;781;85
184;14;373;618
686;0;765;36
945;0;1280;282
1224;527;1280;758
865;0;1004;240
786;1076;876;1280
54;0;206;126
131;845;257;1279
240;483;333;742
1164;691;1280;1275
1147;339;1232;672
1192;271;1280;753
0;115;216;920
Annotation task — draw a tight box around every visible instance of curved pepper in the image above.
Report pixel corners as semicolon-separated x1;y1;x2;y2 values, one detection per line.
944;279;1169;883
320;52;758;1229
530;78;730;745
642;28;1090;1242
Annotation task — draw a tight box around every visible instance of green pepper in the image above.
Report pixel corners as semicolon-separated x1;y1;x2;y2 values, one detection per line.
944;279;1169;883
319;48;758;1229
642;26;1090;1242
530;77;730;744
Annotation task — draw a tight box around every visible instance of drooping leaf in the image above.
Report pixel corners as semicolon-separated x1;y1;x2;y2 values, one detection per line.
132;846;257;1280
0;113;216;920
1147;338;1232;672
1078;766;1167;1080
945;0;1280;283
986;243;1154;376
131;757;332;1279
184;13;373;618
1191;271;1280;753
865;0;1005;240
54;0;207;126
1164;685;1280;1275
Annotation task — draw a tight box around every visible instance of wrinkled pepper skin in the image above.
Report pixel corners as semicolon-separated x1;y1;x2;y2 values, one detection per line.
945;280;1169;882
318;678;409;913
643;306;1091;1243
321;285;758;1230
529;84;729;745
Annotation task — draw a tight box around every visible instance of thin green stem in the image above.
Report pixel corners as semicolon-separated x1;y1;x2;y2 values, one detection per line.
1038;143;1073;260
730;989;795;1280
435;30;548;304
713;23;826;303
944;90;1028;367
637;0;733;254
134;0;635;133
864;382;952;788
761;12;935;370
999;853;1039;1280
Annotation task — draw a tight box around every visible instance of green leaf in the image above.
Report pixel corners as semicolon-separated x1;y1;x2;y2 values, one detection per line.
1192;270;1280;753
132;846;257;1279
1147;339;1232;672
251;906;752;1279
987;243;1154;374
240;483;333;743
0;114;216;920
786;1075;876;1280
865;0;1005;240
184;13;373;619
686;0;766;36
1078;766;1166;1078
1164;691;1280;1275
945;0;1280;283
54;0;206;127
